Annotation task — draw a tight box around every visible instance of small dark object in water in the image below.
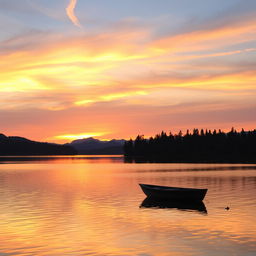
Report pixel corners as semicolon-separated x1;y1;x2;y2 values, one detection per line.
225;206;230;210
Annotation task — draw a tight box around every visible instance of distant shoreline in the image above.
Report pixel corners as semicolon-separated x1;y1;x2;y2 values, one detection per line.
0;155;256;164
124;156;256;164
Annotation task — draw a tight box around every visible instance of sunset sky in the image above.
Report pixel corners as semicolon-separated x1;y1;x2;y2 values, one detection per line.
0;0;256;143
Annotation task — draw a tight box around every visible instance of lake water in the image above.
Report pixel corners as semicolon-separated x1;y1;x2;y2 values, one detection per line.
0;156;256;256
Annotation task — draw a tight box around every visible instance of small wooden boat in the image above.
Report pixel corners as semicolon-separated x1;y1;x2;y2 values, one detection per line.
139;184;207;201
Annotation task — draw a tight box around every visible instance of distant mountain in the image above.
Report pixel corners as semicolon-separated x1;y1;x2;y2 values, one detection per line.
0;133;77;155
66;137;125;155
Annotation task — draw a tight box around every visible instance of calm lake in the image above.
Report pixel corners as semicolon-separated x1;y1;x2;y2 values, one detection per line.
0;156;256;256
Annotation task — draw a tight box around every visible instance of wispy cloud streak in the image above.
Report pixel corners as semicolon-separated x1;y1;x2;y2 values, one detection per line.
66;0;82;28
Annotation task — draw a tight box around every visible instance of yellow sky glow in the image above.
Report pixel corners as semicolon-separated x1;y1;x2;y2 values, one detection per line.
1;12;256;142
54;133;106;140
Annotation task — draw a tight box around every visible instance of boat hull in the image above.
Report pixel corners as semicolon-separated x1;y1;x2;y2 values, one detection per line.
139;184;207;201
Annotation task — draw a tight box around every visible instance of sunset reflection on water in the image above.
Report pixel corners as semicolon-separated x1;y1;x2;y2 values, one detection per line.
0;157;256;256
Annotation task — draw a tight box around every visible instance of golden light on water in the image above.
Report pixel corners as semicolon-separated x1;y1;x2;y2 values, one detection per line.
0;161;256;255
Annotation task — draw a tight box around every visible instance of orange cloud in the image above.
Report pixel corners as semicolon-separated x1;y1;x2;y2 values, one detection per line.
151;17;256;54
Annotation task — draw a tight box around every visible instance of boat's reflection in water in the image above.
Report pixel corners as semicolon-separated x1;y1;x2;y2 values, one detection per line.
140;197;207;214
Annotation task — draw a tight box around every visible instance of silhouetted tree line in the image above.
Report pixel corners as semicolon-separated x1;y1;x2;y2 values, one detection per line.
124;128;256;163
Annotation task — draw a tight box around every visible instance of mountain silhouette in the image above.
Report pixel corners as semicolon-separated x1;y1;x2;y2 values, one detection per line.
66;137;125;154
0;133;77;155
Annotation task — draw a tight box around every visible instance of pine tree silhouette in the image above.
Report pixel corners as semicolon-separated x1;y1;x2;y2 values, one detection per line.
124;128;256;163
